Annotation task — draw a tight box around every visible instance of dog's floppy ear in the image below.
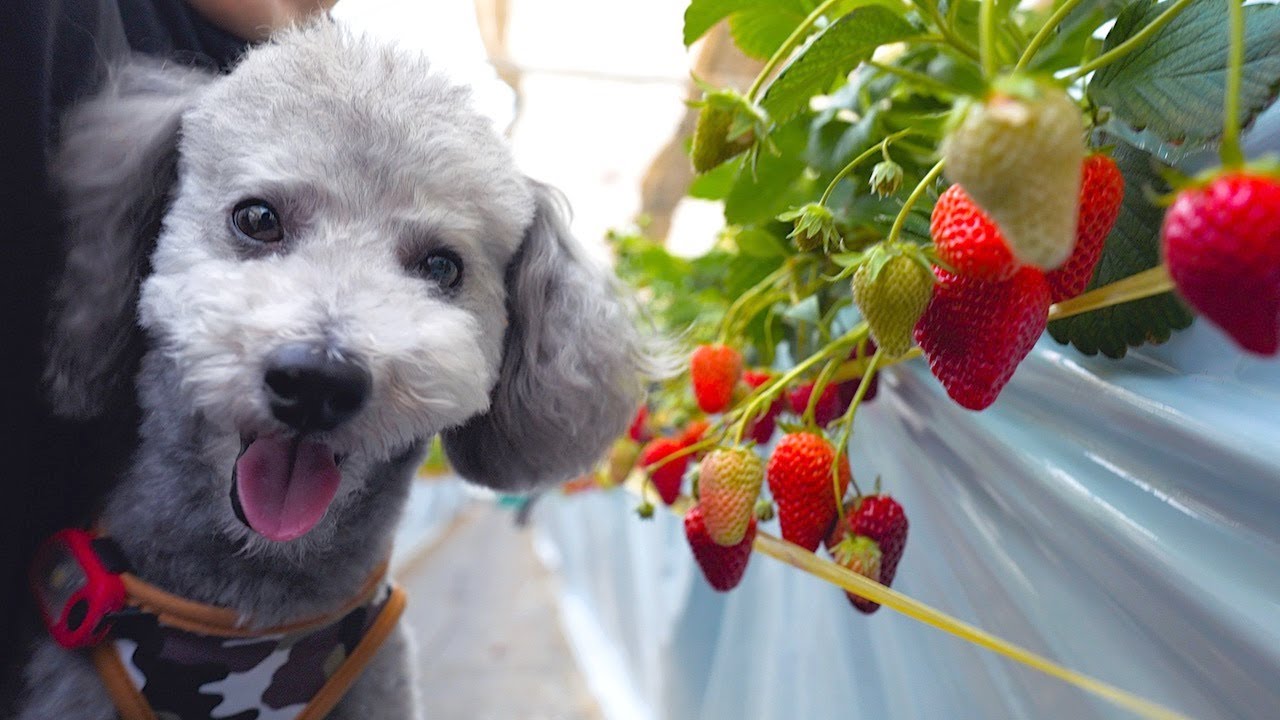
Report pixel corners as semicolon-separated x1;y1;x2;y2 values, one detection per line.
444;183;649;490
44;61;214;419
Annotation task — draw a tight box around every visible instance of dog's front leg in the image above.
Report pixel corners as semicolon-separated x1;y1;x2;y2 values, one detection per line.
327;622;421;720
14;639;116;720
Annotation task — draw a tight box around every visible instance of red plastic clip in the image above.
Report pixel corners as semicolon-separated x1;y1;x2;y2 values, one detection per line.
30;529;126;649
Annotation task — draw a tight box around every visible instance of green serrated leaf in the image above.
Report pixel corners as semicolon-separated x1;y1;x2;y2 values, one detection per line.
725;121;811;224
729;3;811;60
689;158;741;200
760;6;919;124
1047;140;1193;358
684;0;771;46
1088;0;1280;144
736;227;789;257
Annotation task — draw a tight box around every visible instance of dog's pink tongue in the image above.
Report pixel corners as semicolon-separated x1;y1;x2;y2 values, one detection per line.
235;435;341;542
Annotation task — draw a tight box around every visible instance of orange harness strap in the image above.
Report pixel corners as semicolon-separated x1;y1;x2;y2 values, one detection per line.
89;568;406;720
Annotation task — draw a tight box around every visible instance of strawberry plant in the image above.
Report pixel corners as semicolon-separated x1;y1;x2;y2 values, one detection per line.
595;0;1280;613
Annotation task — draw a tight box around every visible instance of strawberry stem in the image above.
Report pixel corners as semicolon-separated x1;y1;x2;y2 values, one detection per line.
1015;0;1088;71
746;0;845;101
979;0;999;78
1221;0;1245;167
887;159;945;246
818;129;917;207
730;324;867;445
914;0;981;62
866;61;959;97
831;348;882;509
1064;0;1197;82
717;264;790;343
803;357;841;426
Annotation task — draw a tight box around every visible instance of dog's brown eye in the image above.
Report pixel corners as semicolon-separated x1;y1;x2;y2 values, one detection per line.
231;200;283;243
418;252;463;289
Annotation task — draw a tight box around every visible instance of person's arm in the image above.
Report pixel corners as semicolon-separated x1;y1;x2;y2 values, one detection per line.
184;0;337;41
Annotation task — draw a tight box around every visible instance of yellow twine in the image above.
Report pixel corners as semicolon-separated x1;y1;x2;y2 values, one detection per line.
623;476;1192;720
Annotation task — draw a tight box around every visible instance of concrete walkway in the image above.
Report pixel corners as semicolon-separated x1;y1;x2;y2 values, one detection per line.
397;502;603;720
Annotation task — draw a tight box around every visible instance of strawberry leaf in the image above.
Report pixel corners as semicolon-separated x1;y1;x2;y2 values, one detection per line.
760;6;919;124
735;227;789;258
725;120;811;224
1047;141;1193;358
729;2;812;60
1087;0;1280;145
683;0;772;46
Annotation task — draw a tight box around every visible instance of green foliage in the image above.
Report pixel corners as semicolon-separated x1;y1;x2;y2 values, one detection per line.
1047;142;1194;358
629;0;1276;407
730;1;814;60
683;0;772;45
1089;0;1280;145
759;6;920;123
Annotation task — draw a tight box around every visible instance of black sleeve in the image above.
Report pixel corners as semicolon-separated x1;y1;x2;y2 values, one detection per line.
0;0;250;708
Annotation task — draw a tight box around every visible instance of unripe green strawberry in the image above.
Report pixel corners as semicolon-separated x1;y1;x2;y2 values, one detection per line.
690;89;757;175
943;77;1084;270
692;103;735;174
699;448;765;546
851;247;935;358
602;437;640;488
830;534;883;614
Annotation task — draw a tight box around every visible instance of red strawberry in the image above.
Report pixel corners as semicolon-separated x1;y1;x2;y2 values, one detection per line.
742;371;784;444
1162;171;1280;355
691;344;743;413
628;405;652;443
914;266;1050;410
678;419;711;448
931;184;1019;281
830;534;883;614
685;504;756;591
639;437;689;505
850;495;909;587
826;495;908;614
766;432;850;552
1046;153;1125;302
788;382;841;426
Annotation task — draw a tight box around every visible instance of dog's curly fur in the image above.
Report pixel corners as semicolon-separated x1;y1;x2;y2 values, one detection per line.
19;21;647;720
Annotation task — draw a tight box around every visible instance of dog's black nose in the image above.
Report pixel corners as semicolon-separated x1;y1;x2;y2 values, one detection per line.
263;343;371;432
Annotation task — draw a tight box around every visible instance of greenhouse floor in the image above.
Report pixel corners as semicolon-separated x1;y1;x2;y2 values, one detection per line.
395;494;602;720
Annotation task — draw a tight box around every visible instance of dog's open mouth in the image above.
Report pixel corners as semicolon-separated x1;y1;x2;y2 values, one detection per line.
231;434;344;542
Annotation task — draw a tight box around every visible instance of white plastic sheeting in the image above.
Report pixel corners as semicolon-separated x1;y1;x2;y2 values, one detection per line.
535;320;1280;720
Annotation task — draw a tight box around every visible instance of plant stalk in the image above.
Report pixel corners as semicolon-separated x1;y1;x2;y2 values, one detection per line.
1016;0;1088;71
1221;0;1246;167
1065;0;1197;82
747;0;845;101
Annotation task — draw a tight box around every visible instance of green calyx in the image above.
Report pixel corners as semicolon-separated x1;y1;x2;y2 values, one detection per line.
855;242;936;286
869;160;905;198
778;202;841;253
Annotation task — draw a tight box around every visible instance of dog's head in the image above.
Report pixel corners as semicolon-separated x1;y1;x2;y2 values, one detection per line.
46;24;646;544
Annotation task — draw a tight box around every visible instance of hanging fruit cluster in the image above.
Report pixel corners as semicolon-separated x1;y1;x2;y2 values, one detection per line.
580;0;1280;603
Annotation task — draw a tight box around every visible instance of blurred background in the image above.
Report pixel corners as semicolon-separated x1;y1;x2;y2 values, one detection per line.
330;3;1280;720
